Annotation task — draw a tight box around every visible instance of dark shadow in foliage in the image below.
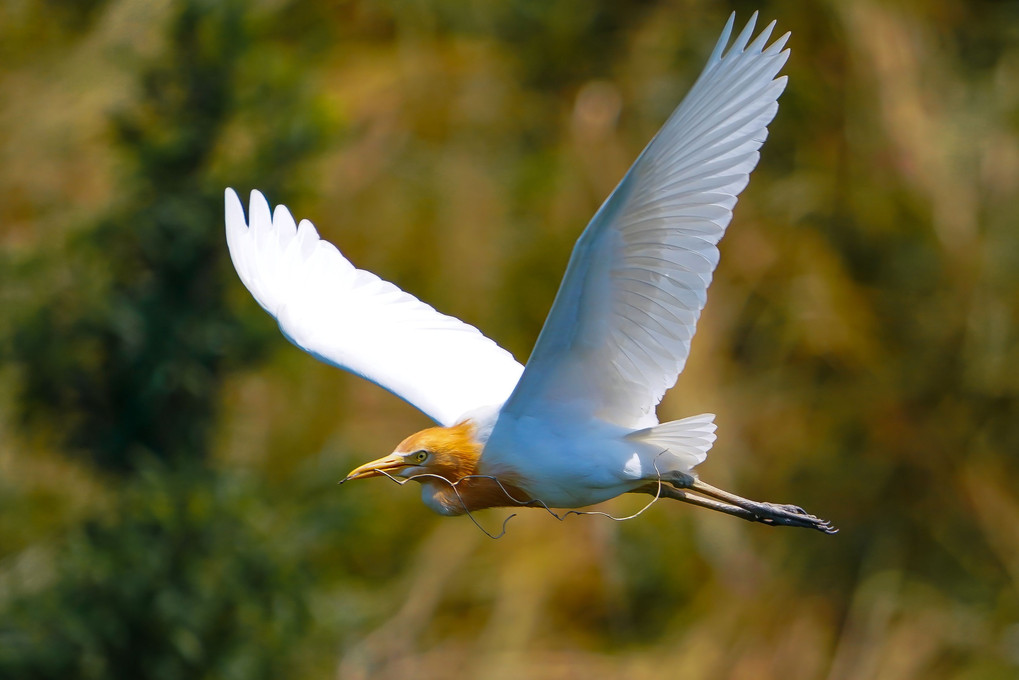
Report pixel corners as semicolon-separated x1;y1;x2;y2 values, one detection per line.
0;463;311;680
5;0;329;473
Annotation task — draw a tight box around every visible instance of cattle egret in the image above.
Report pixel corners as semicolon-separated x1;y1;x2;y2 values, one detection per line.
226;13;836;533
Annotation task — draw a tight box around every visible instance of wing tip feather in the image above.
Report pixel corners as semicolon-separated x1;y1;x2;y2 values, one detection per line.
748;20;777;54
225;187;253;285
224;189;246;236
729;11;759;55
767;31;792;56
710;13;737;63
248;189;272;233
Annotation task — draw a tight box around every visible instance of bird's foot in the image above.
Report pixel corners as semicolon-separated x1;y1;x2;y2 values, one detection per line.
750;501;837;534
657;473;838;534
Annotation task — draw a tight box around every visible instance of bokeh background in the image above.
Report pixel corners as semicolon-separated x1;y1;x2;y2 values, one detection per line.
1;0;1017;678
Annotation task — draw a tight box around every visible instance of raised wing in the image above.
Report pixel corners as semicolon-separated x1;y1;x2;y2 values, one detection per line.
502;13;789;429
225;189;524;427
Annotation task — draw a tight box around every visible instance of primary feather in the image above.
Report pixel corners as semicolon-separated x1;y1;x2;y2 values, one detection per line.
500;12;790;430
224;189;524;427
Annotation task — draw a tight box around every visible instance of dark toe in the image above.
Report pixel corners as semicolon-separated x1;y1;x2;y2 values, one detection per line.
757;504;837;534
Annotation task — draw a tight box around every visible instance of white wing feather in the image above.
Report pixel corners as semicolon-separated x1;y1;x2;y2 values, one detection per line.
502;13;789;429
225;189;524;427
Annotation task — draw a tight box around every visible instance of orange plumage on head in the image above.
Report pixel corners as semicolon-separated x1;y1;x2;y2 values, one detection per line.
343;419;530;516
393;420;483;482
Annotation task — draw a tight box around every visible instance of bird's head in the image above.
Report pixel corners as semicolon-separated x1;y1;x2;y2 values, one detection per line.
341;420;482;485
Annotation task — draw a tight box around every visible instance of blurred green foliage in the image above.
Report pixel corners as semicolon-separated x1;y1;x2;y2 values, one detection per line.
1;0;1018;678
0;465;310;680
5;0;329;472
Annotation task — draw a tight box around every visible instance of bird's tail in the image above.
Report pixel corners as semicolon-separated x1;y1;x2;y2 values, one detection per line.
626;413;717;472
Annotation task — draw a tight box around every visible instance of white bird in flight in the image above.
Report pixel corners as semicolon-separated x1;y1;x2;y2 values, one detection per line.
225;13;836;534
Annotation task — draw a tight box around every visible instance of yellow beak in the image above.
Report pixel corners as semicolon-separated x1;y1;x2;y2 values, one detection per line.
341;452;409;483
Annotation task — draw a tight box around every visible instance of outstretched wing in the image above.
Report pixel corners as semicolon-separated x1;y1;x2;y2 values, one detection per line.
225;189;524;427
502;13;789;429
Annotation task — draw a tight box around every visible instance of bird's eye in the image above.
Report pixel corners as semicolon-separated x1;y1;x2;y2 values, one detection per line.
412;450;429;464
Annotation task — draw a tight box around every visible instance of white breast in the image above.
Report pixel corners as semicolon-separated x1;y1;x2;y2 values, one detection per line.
481;414;646;508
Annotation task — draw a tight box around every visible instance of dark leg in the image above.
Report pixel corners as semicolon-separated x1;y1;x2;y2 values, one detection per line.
644;474;838;534
630;483;764;523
